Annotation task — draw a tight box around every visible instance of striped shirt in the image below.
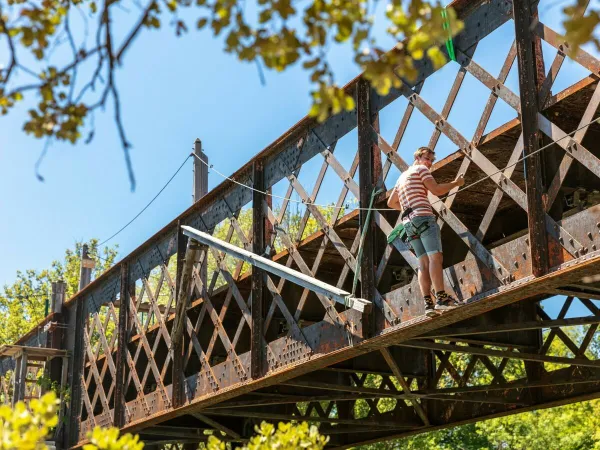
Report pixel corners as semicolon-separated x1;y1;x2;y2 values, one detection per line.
394;164;434;218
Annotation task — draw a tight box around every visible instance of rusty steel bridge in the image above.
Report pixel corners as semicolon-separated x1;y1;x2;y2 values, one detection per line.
3;0;600;447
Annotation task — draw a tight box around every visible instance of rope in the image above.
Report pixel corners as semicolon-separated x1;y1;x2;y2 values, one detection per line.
193;116;600;213
350;188;384;299
442;9;457;62
98;154;192;246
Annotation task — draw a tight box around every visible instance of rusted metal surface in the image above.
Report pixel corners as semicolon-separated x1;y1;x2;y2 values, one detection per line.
358;78;380;335
2;1;600;448
114;263;130;427
514;0;549;275
251;161;267;379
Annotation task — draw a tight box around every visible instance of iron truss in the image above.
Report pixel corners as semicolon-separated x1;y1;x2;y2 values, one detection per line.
1;0;600;448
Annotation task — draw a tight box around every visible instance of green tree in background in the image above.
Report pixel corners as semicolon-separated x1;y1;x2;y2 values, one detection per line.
0;239;118;345
355;324;600;449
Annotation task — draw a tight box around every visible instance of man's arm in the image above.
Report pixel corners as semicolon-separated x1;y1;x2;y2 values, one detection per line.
387;189;401;211
423;174;465;197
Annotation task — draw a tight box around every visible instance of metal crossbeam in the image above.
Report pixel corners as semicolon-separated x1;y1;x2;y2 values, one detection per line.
181;225;371;313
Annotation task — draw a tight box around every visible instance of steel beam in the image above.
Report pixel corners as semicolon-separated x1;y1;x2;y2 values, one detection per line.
171;238;202;407
426;315;600;338
114;262;129;427
251;161;266;379
181;226;371;313
358;78;380;335
398;340;600;368
513;0;550;276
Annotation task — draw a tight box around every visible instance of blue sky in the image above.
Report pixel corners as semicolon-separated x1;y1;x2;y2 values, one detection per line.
0;0;594;318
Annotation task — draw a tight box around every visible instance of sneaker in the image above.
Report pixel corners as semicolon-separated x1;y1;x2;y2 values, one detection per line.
425;303;439;317
435;299;458;311
435;291;461;306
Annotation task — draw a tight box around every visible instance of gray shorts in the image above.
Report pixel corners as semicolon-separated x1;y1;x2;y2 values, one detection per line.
404;216;442;258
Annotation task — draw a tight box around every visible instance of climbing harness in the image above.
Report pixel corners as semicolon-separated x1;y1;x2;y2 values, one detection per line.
387;219;430;245
442;8;457;62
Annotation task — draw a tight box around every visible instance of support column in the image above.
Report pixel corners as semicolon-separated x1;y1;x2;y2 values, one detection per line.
193;138;209;203
514;0;550;277
357;78;380;336
78;244;95;290
251;161;266;379
172;239;201;407
67;245;94;446
48;281;66;398
13;350;27;406
114;262;130;427
193;138;209;300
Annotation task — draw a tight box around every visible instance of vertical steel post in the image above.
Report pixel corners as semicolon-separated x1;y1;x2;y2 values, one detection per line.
50;281;66;315
193;138;209;308
79;244;95;290
251;161;266;379
172;239;201;407
357;79;380;336
48;280;66;394
193;138;209;203
67;244;94;446
114;262;129;427
514;0;550;277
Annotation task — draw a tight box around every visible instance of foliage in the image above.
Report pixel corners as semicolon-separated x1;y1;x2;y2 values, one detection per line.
207;421;329;450
0;239;118;345
36;374;71;405
2;0;464;188
0;391;144;450
2;391;328;450
0;391;59;450
2;0;598;186
357;324;600;449
84;427;145;450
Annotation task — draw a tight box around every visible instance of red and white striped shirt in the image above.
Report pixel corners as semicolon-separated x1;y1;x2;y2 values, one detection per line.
394;164;434;218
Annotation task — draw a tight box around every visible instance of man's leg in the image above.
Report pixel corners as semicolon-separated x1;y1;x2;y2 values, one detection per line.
417;254;431;297
428;252;445;293
408;235;437;317
420;218;461;310
418;255;437;317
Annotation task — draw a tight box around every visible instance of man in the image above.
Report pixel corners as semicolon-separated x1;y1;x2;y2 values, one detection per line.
387;146;465;317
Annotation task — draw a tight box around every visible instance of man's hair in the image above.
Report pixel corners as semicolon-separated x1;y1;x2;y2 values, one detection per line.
414;146;434;160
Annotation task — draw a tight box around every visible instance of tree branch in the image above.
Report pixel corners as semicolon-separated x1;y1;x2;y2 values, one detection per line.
116;0;155;64
0;7;17;85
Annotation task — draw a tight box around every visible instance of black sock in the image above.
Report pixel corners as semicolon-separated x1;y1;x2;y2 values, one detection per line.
424;295;433;307
436;291;448;301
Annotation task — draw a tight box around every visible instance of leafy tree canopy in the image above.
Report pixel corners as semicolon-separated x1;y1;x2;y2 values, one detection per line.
1;0;598;188
0;239;117;345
